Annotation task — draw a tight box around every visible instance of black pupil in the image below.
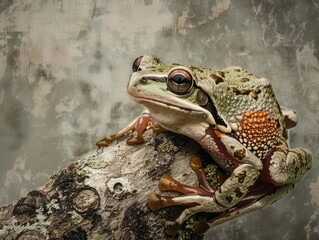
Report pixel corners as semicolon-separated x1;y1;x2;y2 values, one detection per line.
170;74;187;84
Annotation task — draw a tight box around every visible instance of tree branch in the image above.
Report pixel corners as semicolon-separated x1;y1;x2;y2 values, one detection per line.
0;130;220;239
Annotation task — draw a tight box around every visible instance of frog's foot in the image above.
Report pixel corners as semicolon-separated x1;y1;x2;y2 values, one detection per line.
150;157;217;206
148;157;220;236
96;112;166;147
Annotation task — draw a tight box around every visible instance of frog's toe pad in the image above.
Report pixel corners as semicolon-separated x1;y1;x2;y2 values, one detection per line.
190;156;203;170
159;175;178;191
126;134;145;145
148;192;162;211
164;221;181;237
96;137;112;147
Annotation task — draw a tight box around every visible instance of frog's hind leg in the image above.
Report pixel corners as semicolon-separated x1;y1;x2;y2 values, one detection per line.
149;164;259;237
203;183;294;232
148;156;260;237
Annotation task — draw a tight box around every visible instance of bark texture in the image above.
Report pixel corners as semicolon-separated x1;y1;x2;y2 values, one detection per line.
0;130;220;240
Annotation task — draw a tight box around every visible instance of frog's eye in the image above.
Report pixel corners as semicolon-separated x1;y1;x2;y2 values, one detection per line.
167;69;193;95
132;56;143;72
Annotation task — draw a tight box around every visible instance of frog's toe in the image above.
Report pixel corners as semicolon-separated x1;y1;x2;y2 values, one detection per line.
96;137;112;147
148;192;178;211
194;221;210;235
190;156;203;170
126;133;145;145
159;175;185;192
148;192;162;211
152;124;167;133
164;220;181;237
160;156;222;195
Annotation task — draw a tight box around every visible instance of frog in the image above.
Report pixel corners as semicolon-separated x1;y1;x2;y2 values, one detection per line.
96;55;313;236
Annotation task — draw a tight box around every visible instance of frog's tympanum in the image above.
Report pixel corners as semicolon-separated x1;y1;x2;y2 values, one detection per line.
97;55;312;236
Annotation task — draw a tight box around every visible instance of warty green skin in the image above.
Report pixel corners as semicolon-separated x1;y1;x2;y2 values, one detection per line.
127;55;312;227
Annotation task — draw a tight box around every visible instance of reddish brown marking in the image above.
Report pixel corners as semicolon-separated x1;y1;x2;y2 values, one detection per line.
208;128;240;170
237;111;280;158
234;149;246;160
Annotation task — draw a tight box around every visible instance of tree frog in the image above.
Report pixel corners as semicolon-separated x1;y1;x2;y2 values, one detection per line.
96;55;312;236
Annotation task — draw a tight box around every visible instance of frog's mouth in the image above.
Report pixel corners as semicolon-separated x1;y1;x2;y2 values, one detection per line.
132;96;203;114
127;76;206;116
131;96;211;126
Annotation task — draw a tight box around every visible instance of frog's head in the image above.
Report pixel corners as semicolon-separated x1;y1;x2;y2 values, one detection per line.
127;55;231;134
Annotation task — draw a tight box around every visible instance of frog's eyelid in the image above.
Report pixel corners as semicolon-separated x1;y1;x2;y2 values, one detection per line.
168;66;194;79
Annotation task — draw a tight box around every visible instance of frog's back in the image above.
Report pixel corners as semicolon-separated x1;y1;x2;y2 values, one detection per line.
204;66;282;123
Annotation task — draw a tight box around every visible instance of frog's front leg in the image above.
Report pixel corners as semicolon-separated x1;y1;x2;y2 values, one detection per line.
261;137;312;186
96;111;165;147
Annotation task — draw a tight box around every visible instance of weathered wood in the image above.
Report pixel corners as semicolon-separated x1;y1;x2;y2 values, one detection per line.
0;130;220;240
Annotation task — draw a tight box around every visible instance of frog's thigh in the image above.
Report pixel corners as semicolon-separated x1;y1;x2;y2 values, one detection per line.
215;164;259;208
216;134;263;207
268;142;312;185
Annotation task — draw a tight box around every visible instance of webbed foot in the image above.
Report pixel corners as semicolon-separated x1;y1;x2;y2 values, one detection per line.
147;156;224;237
148;157;218;208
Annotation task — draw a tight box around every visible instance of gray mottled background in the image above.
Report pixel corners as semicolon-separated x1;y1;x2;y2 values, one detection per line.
0;0;318;239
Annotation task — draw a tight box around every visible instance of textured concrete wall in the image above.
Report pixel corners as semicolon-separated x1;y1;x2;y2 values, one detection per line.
0;0;318;239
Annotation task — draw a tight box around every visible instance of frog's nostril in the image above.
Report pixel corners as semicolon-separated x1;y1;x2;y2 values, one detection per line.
140;77;148;83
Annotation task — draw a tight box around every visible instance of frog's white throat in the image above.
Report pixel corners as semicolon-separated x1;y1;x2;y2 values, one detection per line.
132;96;232;134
